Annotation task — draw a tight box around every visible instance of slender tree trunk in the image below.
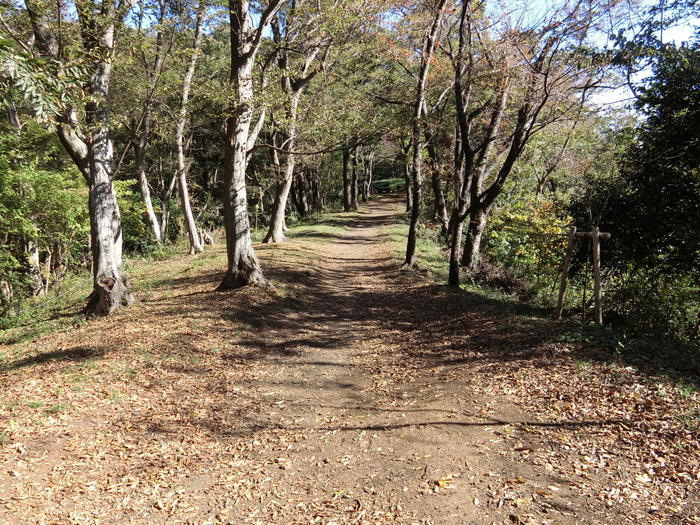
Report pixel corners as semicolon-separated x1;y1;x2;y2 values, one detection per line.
296;172;309;217
404;140;422;266
350;148;359;211
312;169;322;212
342;148;352;212
160;172;177;241
175;4;205;254
26;239;44;296
403;151;412;212
134;141;163;243
264;94;300;243
359;159;368;202
366;152;374;199
131;5;167;245
431;172;448;231
424;120;448;233
405;0;446;266
289;177;302;216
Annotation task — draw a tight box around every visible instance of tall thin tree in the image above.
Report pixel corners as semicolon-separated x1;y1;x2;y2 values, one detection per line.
218;0;285;289
404;0;448;267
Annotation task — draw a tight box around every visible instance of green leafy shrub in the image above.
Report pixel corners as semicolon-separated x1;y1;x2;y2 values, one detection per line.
484;199;570;300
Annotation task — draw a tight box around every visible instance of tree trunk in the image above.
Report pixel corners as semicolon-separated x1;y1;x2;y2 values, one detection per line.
461;206;489;271
404;0;446;266
311;169;322;212
350;148;359;211
175;3;205;255
134;142;163;243
26;239;45;296
25;0;132;314
84;51;133;313
424;119;448;233
218;0;278;289
431;171;448;232
342;148;352;212
219;92;266;288
264;93;300;243
159;172;177;242
365;152;374;200
296;172;309;217
131;4;167;245
403;152;412;212
448;210;464;288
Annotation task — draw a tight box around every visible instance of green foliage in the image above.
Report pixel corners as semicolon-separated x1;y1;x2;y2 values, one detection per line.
371;178;405;193
0;38;85;123
604;269;699;343
486;201;569;278
113;181;155;254
484;199;570;301
0;124;88;317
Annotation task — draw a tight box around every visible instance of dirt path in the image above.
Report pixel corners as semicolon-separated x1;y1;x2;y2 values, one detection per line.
234;198;495;522
1;197;697;524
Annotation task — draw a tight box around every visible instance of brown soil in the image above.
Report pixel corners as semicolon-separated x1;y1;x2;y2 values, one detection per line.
0;196;697;524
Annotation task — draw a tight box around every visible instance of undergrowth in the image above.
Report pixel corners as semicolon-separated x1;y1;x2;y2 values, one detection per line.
384;213;699;394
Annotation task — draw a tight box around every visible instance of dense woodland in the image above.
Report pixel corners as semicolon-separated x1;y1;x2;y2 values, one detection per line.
0;0;697;344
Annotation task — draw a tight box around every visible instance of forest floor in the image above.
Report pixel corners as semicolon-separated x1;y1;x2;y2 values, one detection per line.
0;196;698;525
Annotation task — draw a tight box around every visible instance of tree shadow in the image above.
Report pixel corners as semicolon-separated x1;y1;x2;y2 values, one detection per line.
2;346;104;372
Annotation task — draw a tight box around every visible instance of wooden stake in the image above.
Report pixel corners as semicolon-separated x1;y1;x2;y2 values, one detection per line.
555;226;576;320
554;227;610;324
591;226;603;325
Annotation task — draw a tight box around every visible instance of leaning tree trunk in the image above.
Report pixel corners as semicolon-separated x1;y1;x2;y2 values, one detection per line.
134;139;163;243
264;94;300;243
175;3;205;255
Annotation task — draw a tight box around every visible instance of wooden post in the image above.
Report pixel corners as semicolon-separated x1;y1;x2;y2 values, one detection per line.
555;226;577;319
555;228;611;323
591;226;602;325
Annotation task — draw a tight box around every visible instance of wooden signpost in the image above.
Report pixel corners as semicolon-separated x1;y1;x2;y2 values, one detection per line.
555;226;611;324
